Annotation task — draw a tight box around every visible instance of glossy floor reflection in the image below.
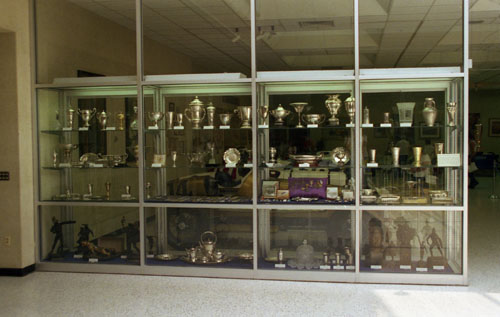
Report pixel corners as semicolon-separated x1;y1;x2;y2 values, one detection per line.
1;178;500;316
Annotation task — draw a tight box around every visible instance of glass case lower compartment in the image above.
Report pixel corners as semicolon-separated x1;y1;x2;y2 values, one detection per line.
40;206;140;265
361;210;463;274
145;207;253;269
258;209;355;272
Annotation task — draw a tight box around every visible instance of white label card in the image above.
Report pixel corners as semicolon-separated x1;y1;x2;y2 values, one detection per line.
62;127;72;131
147;254;154;259
243;163;253;168
307;124;318;128
266;163;275;167
151;163;163;168
362;124;373;128
433;265;445;270
333;265;344;270
274;263;286;268
220;125;230;130
78;127;89;131
203;126;214;130
106;127;116;131
89;258;98;263
120;255;127;259
380;123;392;128
89;163;103;168
121;194;132;199
173;126;184;130
346;265;355;270
346;124;355;128
148;126;159;130
258;125;269;129
58;163;71;168
416;267;428;272
225;163;236;168
400;123;412;127
437;154;461;167
371;265;382;270
299;163;310;168
320;265;331;270
400;265;412;270
73;254;83;259
367;163;379;167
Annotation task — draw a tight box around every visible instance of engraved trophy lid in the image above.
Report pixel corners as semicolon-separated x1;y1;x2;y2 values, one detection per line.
189;96;204;107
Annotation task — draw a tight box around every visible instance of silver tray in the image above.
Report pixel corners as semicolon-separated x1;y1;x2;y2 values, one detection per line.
180;256;232;265
155;253;178;261
223;148;240;164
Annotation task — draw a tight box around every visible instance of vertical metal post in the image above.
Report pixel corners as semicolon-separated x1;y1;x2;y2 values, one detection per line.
250;0;258;273
489;160;499;199
462;0;469;285
354;0;361;281
136;0;146;267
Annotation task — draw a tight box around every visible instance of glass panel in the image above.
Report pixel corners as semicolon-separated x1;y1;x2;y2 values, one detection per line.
143;83;252;204
257;81;356;205
35;0;136;83
258;209;355;271
360;79;464;206
359;0;463;68
142;0;251;76
256;0;354;71
40;206;140;265
37;86;139;202
145;207;253;269
361;210;463;274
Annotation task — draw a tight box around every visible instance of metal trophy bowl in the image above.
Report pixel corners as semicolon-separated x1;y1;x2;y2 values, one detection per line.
447;102;457;127
77;108;96;127
270;104;290;126
234;106;252;129
184;96;206;129
259;105;269;126
59;144;78;163
302;114;325;126
148;111;165;129
325;95;342;126
344;96;355;125
97;111;108;130
290;102;307;128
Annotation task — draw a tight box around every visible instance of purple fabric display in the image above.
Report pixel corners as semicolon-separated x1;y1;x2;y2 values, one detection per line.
288;177;327;199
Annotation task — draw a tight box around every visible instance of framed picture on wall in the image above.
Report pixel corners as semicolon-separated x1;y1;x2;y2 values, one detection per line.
419;123;440;138
489;118;500;136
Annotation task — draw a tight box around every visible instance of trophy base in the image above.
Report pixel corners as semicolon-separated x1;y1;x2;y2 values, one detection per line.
240;123;251;129
328;118;340;126
295;124;305;128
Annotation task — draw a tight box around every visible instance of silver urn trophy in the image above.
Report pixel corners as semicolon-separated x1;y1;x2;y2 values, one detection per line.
325;95;342;126
184;96;206;129
77;108;97;127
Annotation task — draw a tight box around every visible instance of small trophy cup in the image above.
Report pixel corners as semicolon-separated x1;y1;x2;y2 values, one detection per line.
66;108;75;129
59;144;78;164
413;147;423;167
116;112;125;130
363;107;370;124
344;96;355;125
105;182;111;200
166;111;174;129
77;108;97;128
447;102;457;127
175;113;184;127
148;111;164;129
383;112;391;124
323;252;330;266
434;143;444;155
97;111;108;130
369;149;377;164
219;113;232;126
391;147;400;167
206;102;216;127
269;147;277;163
290;102;307;128
325;95;342;126
259;105;269;127
171;151;177;167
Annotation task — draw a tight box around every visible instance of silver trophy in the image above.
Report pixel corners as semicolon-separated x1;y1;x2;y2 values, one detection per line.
52;150;58;167
383;112;391;124
77;108;96;127
422;97;438;127
290;102;307;128
434;143;444;155
259;105;269;126
171;151;177;167
148;111;165;129
270;104;291;126
369;149;377;164
363;107;370;124
145;182;151;199
130;106;138;130
234;106;252;129
344;96;355;125
166;111;174;129
325;95;342;126
391;147;400;166
59;144;78;163
447;102;457;127
207;142;216;164
116;112;125;130
105;182;111;200
269;147;277;163
396;102;415;126
97;111;109;130
185;96;206;129
206;102;216;127
66;108;76;129
219;113;232;126
176;113;184;127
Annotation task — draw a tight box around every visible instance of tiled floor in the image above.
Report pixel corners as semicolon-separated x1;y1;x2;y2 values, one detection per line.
1;178;500;316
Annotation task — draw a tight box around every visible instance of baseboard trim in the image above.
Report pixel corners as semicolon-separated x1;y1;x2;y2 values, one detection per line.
0;264;35;277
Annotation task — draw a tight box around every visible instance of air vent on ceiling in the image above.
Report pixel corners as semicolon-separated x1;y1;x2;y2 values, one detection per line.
299;20;335;29
470;20;484;24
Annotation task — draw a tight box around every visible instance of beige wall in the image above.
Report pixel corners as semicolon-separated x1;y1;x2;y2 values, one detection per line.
0;0;34;269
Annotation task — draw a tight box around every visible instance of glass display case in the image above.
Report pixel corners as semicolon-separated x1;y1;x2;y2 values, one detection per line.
39;206;140;265
143;83;253;204
37;86;139;202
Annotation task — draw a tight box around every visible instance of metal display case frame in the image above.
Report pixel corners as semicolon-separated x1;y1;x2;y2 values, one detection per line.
31;0;469;285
